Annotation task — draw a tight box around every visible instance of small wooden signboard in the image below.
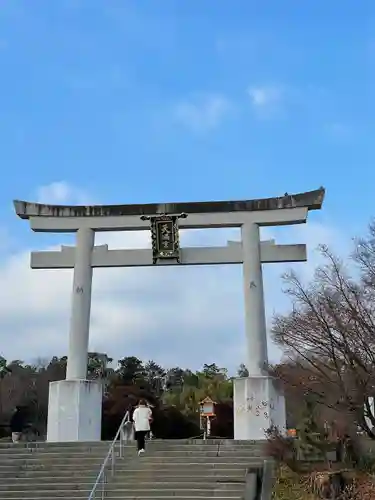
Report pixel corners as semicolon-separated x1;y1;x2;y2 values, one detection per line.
200;397;216;417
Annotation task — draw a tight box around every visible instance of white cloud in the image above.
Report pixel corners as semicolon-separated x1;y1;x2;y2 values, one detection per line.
247;85;284;118
36;181;91;205
174;94;232;132
0;182;348;373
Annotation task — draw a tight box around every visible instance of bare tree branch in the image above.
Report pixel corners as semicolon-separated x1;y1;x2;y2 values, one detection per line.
272;225;375;438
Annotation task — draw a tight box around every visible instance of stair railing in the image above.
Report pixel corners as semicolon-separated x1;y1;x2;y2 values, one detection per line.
88;410;132;500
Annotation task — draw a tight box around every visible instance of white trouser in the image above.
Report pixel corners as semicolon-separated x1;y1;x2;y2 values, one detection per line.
12;432;21;443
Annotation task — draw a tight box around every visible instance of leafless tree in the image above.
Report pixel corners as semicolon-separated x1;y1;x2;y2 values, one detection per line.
272;224;375;438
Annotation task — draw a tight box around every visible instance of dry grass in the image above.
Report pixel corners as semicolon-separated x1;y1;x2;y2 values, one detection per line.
352;473;375;500
272;465;315;500
272;465;375;499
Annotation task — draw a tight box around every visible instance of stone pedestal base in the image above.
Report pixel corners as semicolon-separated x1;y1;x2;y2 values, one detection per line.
47;379;102;442
233;376;286;440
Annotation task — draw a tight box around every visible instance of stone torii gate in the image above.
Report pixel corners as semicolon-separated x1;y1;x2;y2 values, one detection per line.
14;187;325;442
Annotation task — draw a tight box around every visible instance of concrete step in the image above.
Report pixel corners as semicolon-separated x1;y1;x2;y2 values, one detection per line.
0;465;258;477
0;457;104;466
0;439;265;447
0;442;266;455
121;458;262;466
116;460;257;467
0;494;92;499
0;475;246;487
108;498;243;500
0;446;265;458
0;474;245;492
0;447;111;455
112;486;244;494
115;456;261;464
104;488;244;497
0;441;111;449
0;455;260;471
0;468;250;481
0;451;112;460
113;465;252;474
124;450;266;457
112;481;245;489
0;449;265;460
0;440;268;500
0;473;98;483
0;441;265;456
113;470;247;479
1;489;245;498
0;483;95;492
0;481;245;491
0;497;243;500
0;461;256;472
0;465;99;474
0;465;102;474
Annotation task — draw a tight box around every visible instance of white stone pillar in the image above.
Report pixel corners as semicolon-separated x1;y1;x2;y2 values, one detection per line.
66;227;95;380
47;379;102;442
233;222;286;440
47;227;102;442
241;222;268;375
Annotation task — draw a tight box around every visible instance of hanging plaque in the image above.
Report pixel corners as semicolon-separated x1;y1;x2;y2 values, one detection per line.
141;213;187;264
200;397;216;417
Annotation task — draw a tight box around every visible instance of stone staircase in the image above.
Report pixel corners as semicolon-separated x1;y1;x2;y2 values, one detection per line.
0;439;270;499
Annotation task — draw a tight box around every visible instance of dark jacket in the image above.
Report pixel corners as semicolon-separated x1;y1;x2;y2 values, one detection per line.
10;409;26;433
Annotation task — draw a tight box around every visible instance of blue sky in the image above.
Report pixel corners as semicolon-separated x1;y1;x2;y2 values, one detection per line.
0;1;373;371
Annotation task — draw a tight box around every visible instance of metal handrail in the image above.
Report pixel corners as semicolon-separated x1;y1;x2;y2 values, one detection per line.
88;410;132;499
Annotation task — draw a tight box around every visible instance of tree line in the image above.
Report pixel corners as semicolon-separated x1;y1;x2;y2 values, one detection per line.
1;221;375;441
0;354;236;439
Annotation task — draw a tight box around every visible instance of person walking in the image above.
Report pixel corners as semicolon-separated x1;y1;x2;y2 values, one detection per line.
132;399;153;455
10;406;26;443
146;401;155;440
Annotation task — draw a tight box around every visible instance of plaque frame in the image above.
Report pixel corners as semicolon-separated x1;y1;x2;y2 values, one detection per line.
141;213;187;264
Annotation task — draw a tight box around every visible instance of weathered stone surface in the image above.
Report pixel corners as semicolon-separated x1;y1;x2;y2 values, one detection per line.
14;188;325;219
